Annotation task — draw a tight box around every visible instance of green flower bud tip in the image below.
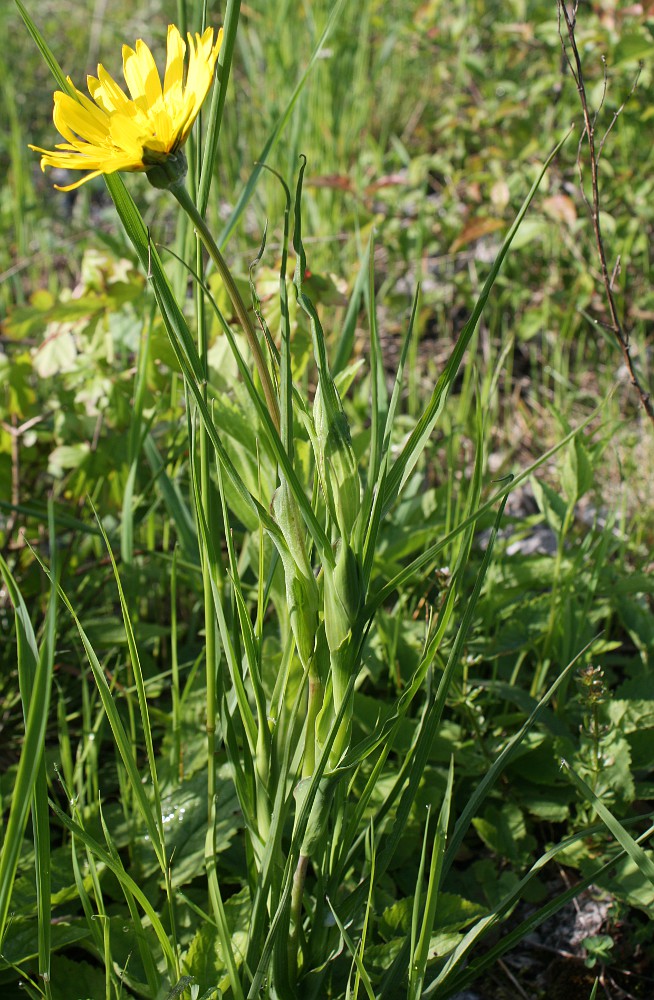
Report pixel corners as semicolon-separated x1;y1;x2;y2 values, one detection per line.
313;381;361;537
287;570;319;668
323;542;360;656
145;149;188;190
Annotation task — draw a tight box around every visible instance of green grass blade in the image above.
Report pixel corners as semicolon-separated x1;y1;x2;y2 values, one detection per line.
443;637;599;878
244;666;308;976
48;800;177;976
367;394;607;617
197;0;242;215
360;287;420;582
381;286;420;464
0;498;103;537
216;461;268;755
205;809;246;1000
409;805;431;997
365;233;388;493
263;166;294;457
293;156;337;404
409;759;454;1000
143;433;199;563
216;0;348;249
189;444;259;762
332;237;371;375
162;242;332;560
90;502;167;860
31;760;52;997
360;454;390;594
121;310;154;566
381;129;572;508
247;671;359;997
562;760;654;886
14;0;75;96
70;834;104;956
31;552;167;871
341;582;457;774
106;176;206;382
0;529;56;951
372;477;503;887
327;898;376;1000
352;827;376;1000
429;818;654;997
97;801;164;995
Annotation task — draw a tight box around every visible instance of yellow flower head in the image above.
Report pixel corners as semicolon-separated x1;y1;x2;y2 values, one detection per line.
30;24;223;191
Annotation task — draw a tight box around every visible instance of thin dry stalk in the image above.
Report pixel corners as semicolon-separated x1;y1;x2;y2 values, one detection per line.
558;0;653;425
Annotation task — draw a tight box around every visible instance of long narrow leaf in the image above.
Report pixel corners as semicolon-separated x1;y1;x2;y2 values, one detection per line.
49;801;177;975
327;898;376;1000
90;504;167;861
367;394;607;616
216;0;348;248
30;553;167;871
443;638;599;877
197;0;242;215
428;818;654;997
562;761;654;886
409;760;454;1000
382;129;572;507
0;533;56;948
365;232;387;492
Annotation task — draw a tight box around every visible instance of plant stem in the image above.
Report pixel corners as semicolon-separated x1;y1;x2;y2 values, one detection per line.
196;233;219;818
558;0;654;424
171;183;280;432
288;853;309;983
303;668;323;780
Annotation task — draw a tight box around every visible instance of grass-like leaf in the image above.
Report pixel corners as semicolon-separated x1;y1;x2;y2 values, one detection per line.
0;520;56;952
562;759;654;887
0;529;56;982
381;129;573;509
216;0;348;249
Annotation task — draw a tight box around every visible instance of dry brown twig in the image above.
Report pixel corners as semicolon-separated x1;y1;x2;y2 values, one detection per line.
557;0;654;425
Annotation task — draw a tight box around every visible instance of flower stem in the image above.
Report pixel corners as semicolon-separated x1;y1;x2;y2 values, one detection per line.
288;853;309;982
194;227;220;822
171;183;280;432
303;667;323;779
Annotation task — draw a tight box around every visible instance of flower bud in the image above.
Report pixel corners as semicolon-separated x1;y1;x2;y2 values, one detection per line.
272;484;319;669
145;149;188;190
294;773;340;857
323;541;361;758
323;541;360;656
313;379;360;538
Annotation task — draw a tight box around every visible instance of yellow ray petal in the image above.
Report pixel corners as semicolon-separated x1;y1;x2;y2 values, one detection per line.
54;92;110;145
88;65;131;114
123;38;163;107
164;24;186;99
54;170;106;191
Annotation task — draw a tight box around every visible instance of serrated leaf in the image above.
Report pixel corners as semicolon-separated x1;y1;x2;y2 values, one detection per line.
433;892;486;931
50;954;106;1000
0;918;90;969
472;803;535;862
183;887;250;994
379;896;413;940
132;768;240;887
